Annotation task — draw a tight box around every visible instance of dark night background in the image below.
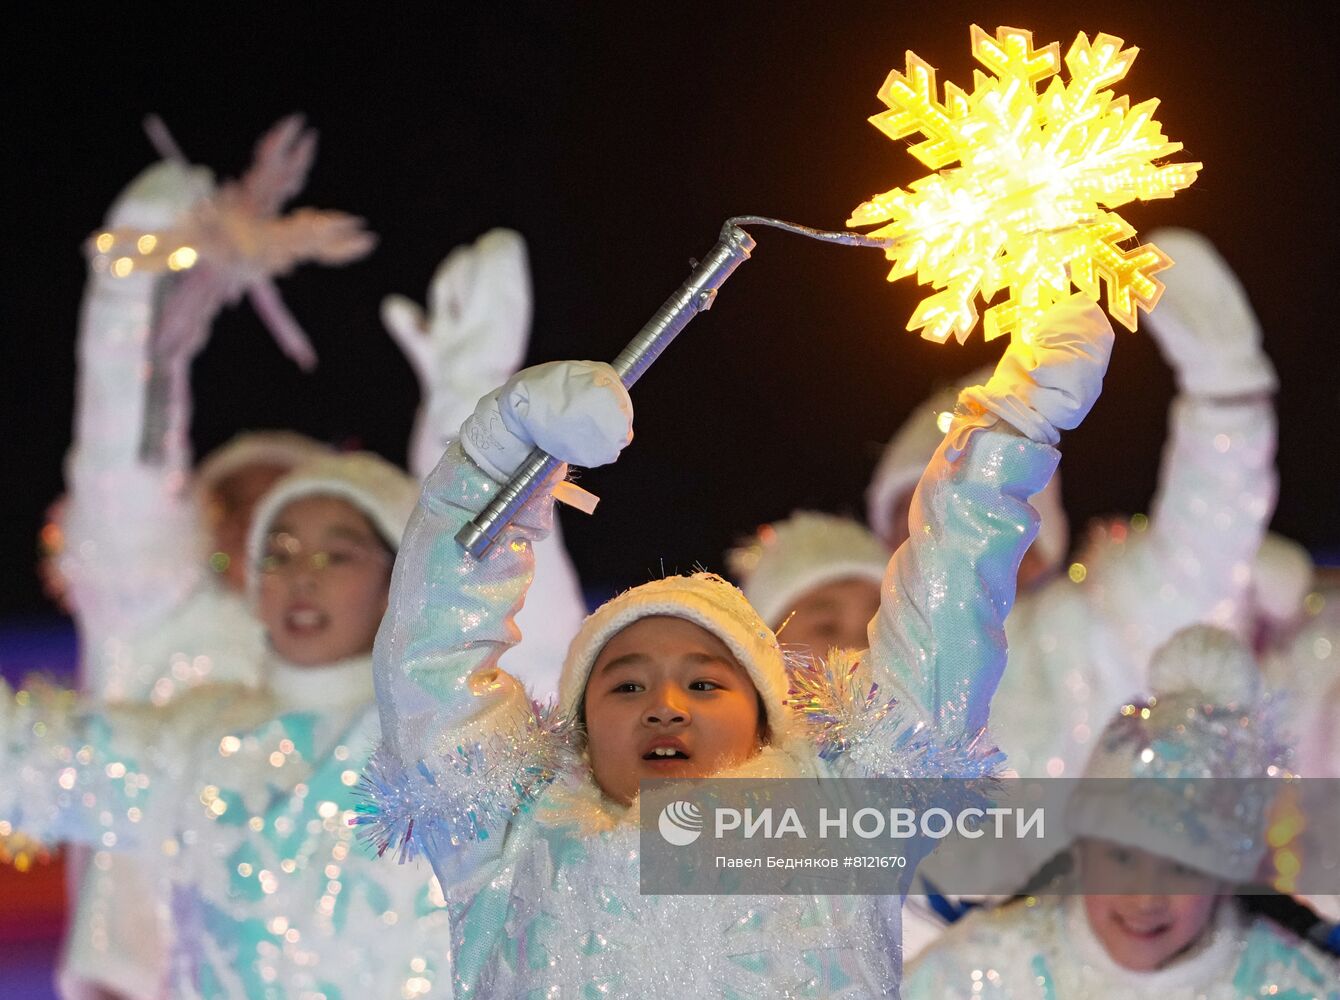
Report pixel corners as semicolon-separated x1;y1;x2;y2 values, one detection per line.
2;1;1337;623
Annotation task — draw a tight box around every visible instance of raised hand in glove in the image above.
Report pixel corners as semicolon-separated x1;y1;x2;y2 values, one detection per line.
1143;227;1276;397
460;360;634;483
958;293;1115;447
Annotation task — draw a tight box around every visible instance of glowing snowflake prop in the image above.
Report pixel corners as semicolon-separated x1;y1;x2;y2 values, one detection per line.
849;25;1201;344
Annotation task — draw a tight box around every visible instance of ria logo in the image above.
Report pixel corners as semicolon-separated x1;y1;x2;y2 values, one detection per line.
657;800;704;846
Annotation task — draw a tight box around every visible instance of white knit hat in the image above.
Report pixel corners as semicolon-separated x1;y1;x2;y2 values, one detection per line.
245;452;419;598
1067;625;1281;884
866;369;1068;571
195;430;334;499
727;511;888;629
557;573;794;743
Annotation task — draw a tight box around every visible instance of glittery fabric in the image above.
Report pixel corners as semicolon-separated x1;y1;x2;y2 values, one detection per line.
986;393;1277;781
904;894;1340;999
367;428;1057;997
59;199;270;999
0;660;452;999
1068;688;1285;883
63;235;265;704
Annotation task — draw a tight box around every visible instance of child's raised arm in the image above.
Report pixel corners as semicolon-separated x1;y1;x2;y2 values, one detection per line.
382;231;588;693
367;360;632;862
61;161;218;698
1093;229;1277;662
864;297;1114;751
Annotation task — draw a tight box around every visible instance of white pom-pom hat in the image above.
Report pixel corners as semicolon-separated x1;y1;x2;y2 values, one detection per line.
1067;625;1280;884
245;452;419;600
195;430;334;499
728;511;888;629
557;573;794;743
867;368;1068;572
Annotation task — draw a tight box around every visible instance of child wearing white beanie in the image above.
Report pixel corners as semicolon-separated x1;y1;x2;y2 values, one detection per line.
52;128;587;996
900;231;1279;961
55;128;359;999
1;451;474;997
361;292;1114;996
728;511;888;655
905;625;1340;998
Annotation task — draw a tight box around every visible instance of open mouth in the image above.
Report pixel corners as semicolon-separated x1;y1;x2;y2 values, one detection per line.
642;747;691;760
285;606;329;634
1113;913;1171;939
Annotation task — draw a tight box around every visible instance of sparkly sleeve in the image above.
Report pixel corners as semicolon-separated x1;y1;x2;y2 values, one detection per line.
1117;394;1276;635
0;678;224;850
61;260;208;699
361;442;571;865
865;425;1059;750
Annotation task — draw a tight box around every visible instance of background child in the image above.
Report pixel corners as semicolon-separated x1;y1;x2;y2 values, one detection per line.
905;625;1340;997
362;294;1113;995
2;452;462;997
56;124;363;999
53;123;588;997
866;229;1278;783
886;229;1280;960
727;511;887;657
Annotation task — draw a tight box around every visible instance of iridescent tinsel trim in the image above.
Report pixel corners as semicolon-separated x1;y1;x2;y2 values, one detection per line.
784;651;1005;783
353;700;578;862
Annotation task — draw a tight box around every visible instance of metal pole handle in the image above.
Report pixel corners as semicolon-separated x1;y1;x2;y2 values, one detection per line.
455;223;757;558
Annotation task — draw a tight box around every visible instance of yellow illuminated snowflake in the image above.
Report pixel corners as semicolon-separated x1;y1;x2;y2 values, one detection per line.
849;25;1201;344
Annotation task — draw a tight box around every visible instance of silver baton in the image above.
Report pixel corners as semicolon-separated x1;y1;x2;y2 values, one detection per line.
455;222;758;557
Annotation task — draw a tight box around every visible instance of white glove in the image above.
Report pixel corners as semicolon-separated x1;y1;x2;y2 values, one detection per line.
1143;228;1277;397
103;160;214;235
961;294;1114;446
461;360;634;482
381;228;530;403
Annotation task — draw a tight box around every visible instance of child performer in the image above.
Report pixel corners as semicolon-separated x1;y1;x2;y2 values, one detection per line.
870;229;1278;960
904;625;1340;998
57;123;361;999
55;121;577;995
727;511;888;656
866;229;1278;783
2;452;466;997
361;294;1114;995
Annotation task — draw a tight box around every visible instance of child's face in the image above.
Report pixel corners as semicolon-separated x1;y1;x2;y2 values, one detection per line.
775;577;881;655
583;616;764;806
257;496;391;666
1077;839;1223;971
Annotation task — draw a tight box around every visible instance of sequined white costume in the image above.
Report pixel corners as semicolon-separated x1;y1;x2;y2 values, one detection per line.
898;234;1279;946
56;137;584;995
904;895;1339;999
985;390;1277;781
1;655;450;999
58;154;334;998
364;297;1113;997
987;229;1278;783
366;429;1051;997
2;453;457;999
906;625;1340;998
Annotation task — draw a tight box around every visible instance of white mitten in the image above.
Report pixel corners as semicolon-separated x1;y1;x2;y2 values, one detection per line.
1143;228;1277;397
961;294;1115;446
104;160;214;235
460;361;634;482
381;228;530;403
